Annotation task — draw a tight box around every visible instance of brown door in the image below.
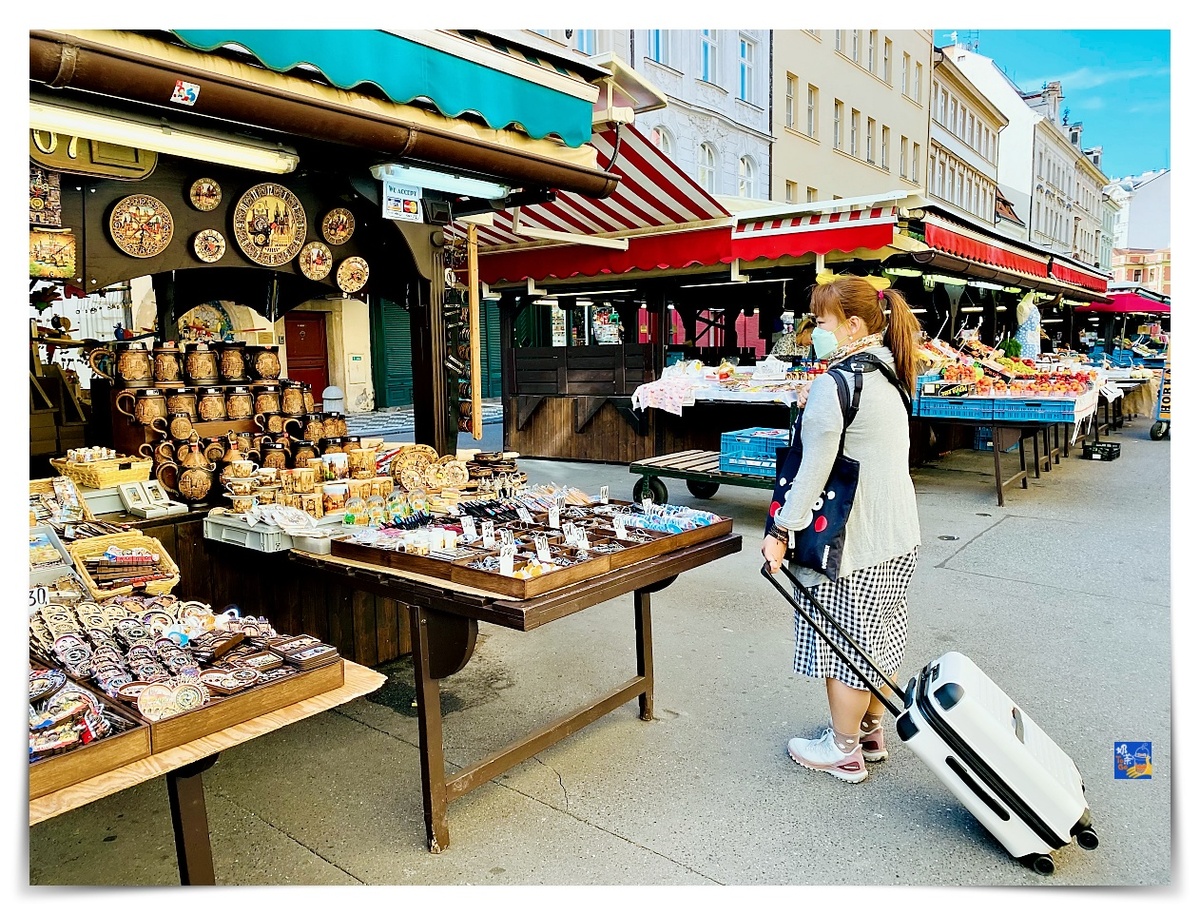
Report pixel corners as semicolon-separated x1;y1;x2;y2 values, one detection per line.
284;312;329;402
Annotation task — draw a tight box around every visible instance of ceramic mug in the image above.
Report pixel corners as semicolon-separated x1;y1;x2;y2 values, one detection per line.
255;411;287;435
225;478;256;496
252;382;281;416
322;452;349;480
225;386;254;420
153;411;193;442
153;343;183;384
218;342;247;382
229;493;257;514
163;386;198;421
292;467;316;494
230;459;258;479
298;491;323;517
196;387;227;423
321;481;348;514
115;388;168;426
290;440;319;466
255;466;279;485
254;485;279;505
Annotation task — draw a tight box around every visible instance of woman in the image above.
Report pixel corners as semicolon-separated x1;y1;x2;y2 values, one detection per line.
762;275;921;784
770;314;817;359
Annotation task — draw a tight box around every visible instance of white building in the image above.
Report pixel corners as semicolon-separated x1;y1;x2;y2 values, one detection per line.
1108;168;1170;249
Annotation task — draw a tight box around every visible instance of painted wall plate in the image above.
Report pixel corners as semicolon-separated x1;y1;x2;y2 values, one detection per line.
189;177;222;211
321;207;355;245
336;256;369;293
109;194;174;258
231;182;308;267
192;228;227;263
298;240;333;281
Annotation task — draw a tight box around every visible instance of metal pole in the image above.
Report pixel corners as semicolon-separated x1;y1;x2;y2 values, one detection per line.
467;224;482;441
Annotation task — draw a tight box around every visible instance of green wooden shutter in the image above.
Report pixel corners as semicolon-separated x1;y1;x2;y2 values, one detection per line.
482;299;503;398
373;297;414;407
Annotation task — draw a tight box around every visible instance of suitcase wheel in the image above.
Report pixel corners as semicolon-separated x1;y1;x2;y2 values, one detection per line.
1022;854;1056;876
1076;828;1099;851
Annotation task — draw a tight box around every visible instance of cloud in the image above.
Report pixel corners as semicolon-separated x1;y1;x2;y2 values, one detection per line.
1020;64;1170;91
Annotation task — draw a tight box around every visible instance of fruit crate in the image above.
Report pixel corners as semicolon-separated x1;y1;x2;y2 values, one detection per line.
918;396;994;421
992;398;1078;423
718;427;790;478
1081;441;1121;461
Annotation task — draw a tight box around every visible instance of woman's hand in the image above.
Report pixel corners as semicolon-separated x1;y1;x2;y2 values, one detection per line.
761;534;787;574
795;380;812;409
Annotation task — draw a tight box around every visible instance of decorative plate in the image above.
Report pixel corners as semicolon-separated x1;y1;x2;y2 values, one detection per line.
321;207;355;245
189;178;222;212
109;194;174;258
231;182;308;267
192;228;227;263
336;256;369;293
298;240;333;281
30;667;67;704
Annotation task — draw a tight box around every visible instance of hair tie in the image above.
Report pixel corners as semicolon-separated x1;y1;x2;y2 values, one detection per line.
877;289;886;301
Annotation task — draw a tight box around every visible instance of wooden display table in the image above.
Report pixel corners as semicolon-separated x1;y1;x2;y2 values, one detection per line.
30;661;386;885
291;531;742;853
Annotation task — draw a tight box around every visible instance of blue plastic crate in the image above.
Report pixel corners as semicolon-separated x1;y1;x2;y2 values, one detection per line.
992;398;1075;423
918;396;995;421
718;427;789;477
973;426;1019;453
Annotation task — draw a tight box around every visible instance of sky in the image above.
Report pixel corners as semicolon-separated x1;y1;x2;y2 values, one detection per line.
932;29;1170;182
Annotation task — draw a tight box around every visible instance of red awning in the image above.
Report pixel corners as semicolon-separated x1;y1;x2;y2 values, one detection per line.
923;213;1052;282
1050;260;1109;294
1077;291;1170;314
731;207;899;261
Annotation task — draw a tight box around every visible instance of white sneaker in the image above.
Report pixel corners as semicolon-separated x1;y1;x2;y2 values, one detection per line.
787;728;868;783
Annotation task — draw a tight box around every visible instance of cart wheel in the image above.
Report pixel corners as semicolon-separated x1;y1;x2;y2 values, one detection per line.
1150;421;1168;441
686;480;720;499
1076;828;1100;851
632;476;668;504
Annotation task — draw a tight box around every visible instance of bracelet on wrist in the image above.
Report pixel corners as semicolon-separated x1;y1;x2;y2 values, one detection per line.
768;523;790;544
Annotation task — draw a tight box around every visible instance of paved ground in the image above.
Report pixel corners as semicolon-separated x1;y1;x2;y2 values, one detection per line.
26;412;1180;905
346;399;504;439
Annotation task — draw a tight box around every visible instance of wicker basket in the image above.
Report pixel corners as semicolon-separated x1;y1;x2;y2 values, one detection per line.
50;456;153;490
66;531;180;599
30;477;96;522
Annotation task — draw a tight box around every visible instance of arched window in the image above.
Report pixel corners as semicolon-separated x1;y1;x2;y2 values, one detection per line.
737;156;756;198
698;143;717;193
650;126;673;158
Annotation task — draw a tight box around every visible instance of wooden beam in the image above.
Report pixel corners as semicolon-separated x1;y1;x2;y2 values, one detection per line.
467;224;482;441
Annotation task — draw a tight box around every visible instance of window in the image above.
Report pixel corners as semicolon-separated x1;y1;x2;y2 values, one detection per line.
851;30;860;62
901;53;910;97
698;143;717;192
937;160;946;197
957;104;965;137
956;172;965;207
913;142;921;181
968;114;976;148
650;126;673;158
868;31;877;73
900;135;908;178
915;63;923;103
938;89;947;124
738;36;755;102
785;73;797;128
737;156;756;197
834;30;843;52
883;39;892;83
806;85;818;137
949;98;958;133
649;30;669;66
866;117;876;163
881;126;890;170
833;99;843;149
807;186;819;203
850;109;860;156
572;30;596;55
700;30;718;83
785;180;798;204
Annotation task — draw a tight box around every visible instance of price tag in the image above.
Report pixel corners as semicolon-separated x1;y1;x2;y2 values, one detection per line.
500;528;515;547
534;534;551;563
499;543;516;576
556;492;568;511
641;497;652;514
28;585;50;610
613;515;628;540
599;485;609;505
516;505;533;524
482;520;495;549
461;515;478;540
577;529;590;551
548;504;560;529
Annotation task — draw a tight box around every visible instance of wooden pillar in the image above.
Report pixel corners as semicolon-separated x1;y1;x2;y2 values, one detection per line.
410;238;454;456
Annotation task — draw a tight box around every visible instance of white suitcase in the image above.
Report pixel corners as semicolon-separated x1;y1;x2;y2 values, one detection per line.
763;564;1099;875
899;651;1096;873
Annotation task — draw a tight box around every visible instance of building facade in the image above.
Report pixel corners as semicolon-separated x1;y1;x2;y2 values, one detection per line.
771;29;933;204
1110;248;1171;296
929;46;1007;230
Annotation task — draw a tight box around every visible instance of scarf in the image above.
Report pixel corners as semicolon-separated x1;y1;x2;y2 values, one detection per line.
825;332;884;367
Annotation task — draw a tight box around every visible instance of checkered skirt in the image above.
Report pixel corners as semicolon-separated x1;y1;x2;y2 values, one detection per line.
791;548;919;689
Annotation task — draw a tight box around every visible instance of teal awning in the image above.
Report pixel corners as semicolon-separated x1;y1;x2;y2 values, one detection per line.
171;29;598;147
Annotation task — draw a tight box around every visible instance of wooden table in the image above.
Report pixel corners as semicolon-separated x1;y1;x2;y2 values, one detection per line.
30;661;386;885
291;532;742;853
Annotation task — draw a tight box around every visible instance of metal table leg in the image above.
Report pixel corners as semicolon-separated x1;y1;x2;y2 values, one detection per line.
166;753;220;885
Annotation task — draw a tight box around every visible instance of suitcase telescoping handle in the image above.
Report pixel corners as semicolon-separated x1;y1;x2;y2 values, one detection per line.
761;562;905;719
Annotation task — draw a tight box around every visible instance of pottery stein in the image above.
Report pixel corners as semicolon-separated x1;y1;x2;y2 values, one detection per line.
342;435;362;452
301;382;315;414
196;386;227;423
280;379;306;417
115;387;167;426
184;342;220;385
246;344;282;381
89;340;153;388
139;437;177;466
202;436;227;464
289;439;319;466
322;412;348;439
320;437;346;455
217;341;248;382
259;440;291;471
254;411;287;436
225;385;254;421
163;386;198;421
151;411;193;442
153;342;183;384
252;382;281;416
294;412;324;443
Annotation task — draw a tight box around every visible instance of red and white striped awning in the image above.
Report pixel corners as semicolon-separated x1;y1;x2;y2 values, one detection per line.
731;207;899;262
452;125;730;250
